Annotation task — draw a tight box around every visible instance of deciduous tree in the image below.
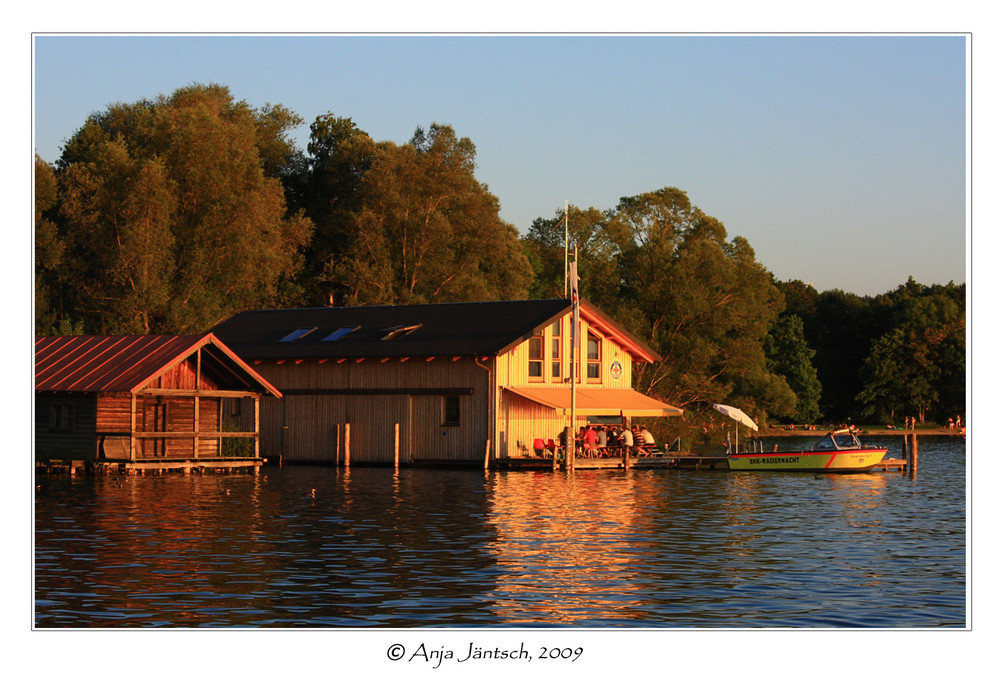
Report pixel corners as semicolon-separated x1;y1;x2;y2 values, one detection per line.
324;124;533;305
34;154;65;334
764;314;823;423
856;285;965;424
50;83;312;334
609;188;792;422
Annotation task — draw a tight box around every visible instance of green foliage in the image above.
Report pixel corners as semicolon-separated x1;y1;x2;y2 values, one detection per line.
523;204;620;305
293;114;377;304
855;283;965;424
764;314;822;423
321;123;533;305
35;155;64;334
44;83;313;334
778;283;878;421
610;189;792;424
221;421;255;457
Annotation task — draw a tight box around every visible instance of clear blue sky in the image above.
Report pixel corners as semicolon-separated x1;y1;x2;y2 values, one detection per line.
32;34;968;297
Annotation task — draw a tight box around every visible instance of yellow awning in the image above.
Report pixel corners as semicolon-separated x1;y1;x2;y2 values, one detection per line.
504;386;683;417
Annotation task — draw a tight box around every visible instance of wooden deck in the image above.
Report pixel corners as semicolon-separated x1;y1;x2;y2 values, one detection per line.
36;457;265;475
873;458;908;471
497;452;730;471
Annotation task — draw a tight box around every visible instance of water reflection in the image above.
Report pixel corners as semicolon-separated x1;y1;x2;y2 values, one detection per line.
35;437;965;628
484;471;652;625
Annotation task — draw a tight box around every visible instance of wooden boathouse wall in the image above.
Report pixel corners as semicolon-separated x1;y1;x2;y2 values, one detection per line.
249;356;491;465
35;334;281;469
35;393;98;461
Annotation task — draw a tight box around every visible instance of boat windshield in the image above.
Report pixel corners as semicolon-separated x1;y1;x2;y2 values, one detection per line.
814;432;862;450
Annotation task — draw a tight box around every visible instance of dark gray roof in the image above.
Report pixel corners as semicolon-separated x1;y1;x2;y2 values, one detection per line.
210;299;572;360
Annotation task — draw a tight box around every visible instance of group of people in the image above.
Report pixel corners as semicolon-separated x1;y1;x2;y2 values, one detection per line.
569;424;658;458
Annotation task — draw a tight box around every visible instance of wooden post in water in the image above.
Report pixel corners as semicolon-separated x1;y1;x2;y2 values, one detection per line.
901;435;909;467
909;433;919;476
335;424;340;466
484;439;491;470
344;423;351;467
394;423;400;469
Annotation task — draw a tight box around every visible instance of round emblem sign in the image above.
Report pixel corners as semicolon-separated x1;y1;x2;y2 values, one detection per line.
610;360;623;380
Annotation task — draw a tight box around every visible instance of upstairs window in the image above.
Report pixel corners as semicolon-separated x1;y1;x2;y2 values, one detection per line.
528;335;543;378
587;332;602;380
551;321;562;379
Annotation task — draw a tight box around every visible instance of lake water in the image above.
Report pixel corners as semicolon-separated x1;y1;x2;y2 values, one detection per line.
34;435;966;629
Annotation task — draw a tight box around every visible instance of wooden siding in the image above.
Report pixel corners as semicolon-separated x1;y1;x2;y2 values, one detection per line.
497;314;634;389
95;392;133;435
494;315;640;457
248;357;490;464
143;355;221;391
499;391;568;459
35;393;98;461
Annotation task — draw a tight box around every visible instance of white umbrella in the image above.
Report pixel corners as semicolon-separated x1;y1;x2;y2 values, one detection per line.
712;404;758;453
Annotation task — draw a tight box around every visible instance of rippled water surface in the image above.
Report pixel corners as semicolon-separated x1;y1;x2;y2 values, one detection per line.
34;436;966;628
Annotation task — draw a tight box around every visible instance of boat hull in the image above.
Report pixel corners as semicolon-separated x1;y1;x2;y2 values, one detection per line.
727;448;888;472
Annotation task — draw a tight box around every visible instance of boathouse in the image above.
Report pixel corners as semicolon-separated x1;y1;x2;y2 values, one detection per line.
211;298;682;466
35;334;282;471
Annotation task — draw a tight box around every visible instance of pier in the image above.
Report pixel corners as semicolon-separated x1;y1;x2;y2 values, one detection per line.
36;457;265;475
498;452;730;471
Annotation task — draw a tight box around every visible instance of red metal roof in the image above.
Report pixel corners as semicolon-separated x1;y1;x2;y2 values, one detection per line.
34;334;281;396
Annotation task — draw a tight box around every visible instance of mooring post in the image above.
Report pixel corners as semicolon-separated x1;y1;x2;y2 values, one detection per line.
901;435;909;466
344;423;351;467
483;439;491;470
394;423;400;469
909;433;919;477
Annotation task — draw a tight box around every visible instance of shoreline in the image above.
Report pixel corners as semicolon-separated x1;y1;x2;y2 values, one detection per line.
761;427;964;437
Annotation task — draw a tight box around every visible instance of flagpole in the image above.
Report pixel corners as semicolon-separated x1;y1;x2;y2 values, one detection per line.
568;246;579;472
563;200;569;298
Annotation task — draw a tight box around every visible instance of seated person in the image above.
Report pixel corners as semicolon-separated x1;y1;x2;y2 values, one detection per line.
620;426;634;456
582;425;599;457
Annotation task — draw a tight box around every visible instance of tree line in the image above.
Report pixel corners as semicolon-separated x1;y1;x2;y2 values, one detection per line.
34;83;965;429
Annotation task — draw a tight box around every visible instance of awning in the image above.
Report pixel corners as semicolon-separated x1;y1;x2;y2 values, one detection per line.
504;386;683;417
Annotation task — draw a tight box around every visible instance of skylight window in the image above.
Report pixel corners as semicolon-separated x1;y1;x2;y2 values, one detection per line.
279;327;317;342
380;324;422;341
322;326;360;342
